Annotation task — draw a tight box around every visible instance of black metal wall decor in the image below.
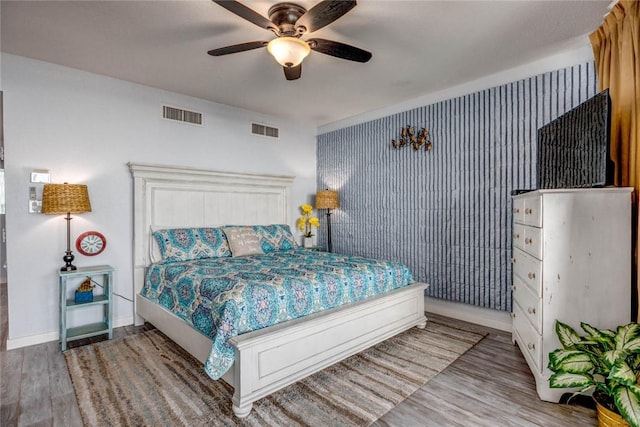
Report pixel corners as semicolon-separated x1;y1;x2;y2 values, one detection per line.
392;126;433;151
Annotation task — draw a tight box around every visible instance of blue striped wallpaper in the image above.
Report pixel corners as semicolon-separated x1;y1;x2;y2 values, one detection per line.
317;62;598;311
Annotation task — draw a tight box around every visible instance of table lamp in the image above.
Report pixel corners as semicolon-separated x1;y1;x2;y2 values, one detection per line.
315;189;339;252
41;183;92;271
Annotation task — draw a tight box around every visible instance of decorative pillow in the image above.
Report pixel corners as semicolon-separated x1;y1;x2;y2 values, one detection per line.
152;227;231;263
252;224;299;253
222;227;265;257
149;225;165;263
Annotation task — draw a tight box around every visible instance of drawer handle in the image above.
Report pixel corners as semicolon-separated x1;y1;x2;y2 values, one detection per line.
525;237;532;245
528;272;536;280
511;285;516;291
525;208;533;215
511;312;516;318
513;233;520;239
511;257;517;264
527;307;536;315
527;342;536;350
514;208;520;214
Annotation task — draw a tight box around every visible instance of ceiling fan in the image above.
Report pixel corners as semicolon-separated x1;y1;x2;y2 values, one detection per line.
208;0;372;80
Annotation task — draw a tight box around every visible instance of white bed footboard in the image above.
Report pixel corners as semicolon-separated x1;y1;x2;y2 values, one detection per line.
228;282;427;417
136;282;427;418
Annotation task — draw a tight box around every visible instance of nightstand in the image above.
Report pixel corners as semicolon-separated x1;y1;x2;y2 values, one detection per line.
306;246;323;251
59;265;114;351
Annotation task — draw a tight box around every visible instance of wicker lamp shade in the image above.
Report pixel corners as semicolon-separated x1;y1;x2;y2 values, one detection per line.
41;183;92;214
315;190;339;210
315;189;339;253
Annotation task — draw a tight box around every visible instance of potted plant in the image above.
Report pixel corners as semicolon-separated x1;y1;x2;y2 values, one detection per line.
297;204;320;248
548;320;640;427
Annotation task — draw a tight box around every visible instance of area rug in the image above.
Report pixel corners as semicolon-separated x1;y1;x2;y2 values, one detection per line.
64;317;486;426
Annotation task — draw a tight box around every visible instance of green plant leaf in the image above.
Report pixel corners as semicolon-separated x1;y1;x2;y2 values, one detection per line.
556;321;582;349
549;349;587;370
549;372;593;389
610;361;637;386
581;322;616;348
581;322;611;339
623;337;640;353
551;352;594;374
616;324;640;351
613;384;640;427
630;354;640;371
581;322;603;336
604;350;628;367
565;386;596;403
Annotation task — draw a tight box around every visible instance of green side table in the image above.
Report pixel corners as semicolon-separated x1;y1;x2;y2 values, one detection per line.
59;265;114;351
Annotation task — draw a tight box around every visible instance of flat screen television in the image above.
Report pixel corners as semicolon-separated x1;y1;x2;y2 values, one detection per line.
536;89;614;189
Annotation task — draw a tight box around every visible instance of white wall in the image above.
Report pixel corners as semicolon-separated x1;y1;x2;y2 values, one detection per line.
1;54;317;348
319;40;596;134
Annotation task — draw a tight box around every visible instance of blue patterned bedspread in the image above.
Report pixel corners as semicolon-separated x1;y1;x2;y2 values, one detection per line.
142;249;413;379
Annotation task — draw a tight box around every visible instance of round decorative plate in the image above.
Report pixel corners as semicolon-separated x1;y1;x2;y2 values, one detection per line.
76;231;107;256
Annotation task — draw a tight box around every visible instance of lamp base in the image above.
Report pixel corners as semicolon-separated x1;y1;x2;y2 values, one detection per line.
326;209;333;253
61;251;77;272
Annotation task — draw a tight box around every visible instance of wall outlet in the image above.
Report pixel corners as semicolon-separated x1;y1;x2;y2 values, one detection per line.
29;200;41;214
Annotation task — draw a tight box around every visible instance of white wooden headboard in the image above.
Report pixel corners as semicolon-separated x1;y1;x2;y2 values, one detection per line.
129;163;294;321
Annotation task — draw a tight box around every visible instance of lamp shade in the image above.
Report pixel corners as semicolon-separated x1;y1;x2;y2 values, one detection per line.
316;190;339;210
41;183;92;214
267;37;311;68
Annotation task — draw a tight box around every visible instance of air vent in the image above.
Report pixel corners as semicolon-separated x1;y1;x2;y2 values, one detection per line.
162;105;203;126
252;123;279;139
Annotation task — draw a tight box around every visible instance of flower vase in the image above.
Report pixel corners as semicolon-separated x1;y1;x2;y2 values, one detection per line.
303;237;314;248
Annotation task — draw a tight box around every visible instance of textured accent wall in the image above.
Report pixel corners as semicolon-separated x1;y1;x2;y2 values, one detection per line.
317;62;598;311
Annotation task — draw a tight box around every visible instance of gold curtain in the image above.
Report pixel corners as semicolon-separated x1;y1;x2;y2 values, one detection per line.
590;0;640;320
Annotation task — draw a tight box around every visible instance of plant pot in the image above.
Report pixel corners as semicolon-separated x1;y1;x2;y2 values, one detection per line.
303;237;314;248
594;392;630;427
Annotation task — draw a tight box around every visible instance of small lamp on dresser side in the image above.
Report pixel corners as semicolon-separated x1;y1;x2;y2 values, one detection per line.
41;183;92;271
315;189;339;253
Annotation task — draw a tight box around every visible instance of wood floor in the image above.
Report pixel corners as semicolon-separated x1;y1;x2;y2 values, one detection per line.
1;299;597;426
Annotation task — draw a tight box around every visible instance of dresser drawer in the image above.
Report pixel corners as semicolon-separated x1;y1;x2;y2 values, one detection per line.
513;302;543;373
513;276;542;334
513;197;526;224
513;247;542;296
523;226;543;260
523;195;542;227
513;223;526;252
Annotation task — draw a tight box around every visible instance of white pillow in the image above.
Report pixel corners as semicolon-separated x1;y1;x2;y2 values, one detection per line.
222;227;264;257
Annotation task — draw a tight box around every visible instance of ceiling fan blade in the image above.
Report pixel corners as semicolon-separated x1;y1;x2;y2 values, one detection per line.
308;38;372;63
295;0;357;34
284;64;302;80
207;41;268;56
213;0;276;31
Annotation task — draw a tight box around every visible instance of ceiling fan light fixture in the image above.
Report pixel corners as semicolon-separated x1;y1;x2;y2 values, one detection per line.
267;37;310;68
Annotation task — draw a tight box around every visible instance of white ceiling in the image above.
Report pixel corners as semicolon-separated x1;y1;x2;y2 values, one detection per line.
1;0;609;128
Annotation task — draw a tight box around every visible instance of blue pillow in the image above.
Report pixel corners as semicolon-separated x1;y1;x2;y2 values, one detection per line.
222;224;299;253
152;227;231;263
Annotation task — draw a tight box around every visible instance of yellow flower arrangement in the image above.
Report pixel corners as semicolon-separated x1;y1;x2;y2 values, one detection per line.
298;204;320;237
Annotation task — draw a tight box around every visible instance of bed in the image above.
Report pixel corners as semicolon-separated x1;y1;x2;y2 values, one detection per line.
130;163;428;418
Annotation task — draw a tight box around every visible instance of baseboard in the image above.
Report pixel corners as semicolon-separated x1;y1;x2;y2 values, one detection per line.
114;316;134;329
425;297;512;332
4;300;511;349
6;330;58;350
6;316;135;350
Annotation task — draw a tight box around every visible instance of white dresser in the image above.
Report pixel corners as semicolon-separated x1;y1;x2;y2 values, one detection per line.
511;188;632;402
